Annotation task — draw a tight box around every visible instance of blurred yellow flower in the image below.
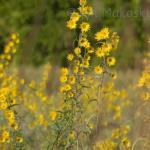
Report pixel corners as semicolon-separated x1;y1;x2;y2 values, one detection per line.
107;57;116;66
49;111;57;121
80;22;90;33
95;28;110;41
94;66;104;74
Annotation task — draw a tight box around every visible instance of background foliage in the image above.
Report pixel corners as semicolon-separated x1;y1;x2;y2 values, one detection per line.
0;0;149;67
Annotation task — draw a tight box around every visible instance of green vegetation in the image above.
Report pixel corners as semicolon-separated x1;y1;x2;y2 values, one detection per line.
0;0;148;67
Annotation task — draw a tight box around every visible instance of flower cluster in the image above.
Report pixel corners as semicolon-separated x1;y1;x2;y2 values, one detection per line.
2;0;147;149
138;51;150;101
49;0;132;149
135;39;150;149
0;33;24;148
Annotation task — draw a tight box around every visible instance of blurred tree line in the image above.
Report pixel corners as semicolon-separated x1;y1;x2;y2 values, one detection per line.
0;0;149;68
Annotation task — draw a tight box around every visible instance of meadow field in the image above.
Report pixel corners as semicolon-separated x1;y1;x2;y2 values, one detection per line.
0;0;150;150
